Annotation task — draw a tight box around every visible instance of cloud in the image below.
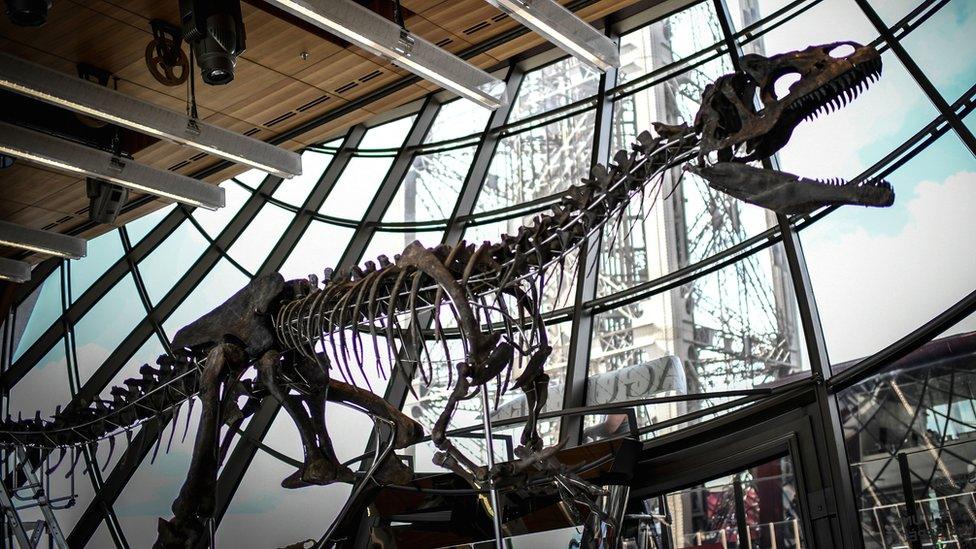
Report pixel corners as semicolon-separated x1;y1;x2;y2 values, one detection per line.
803;170;976;363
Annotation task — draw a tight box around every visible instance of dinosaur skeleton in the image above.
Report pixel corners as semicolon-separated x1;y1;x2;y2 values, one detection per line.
0;42;894;548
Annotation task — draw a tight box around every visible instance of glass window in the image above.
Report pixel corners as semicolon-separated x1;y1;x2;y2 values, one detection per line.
114;402;202;547
235;168;268;189
617;1;725;85
358;230;444;265
8;339;69;419
138;218;209;305
227;203;295;273
272;149;335;207
70;229;123;301
475;110;595;213
381;147;475;223
589;243;807;432
801;131;976;364
218;411;359;547
358;115;417;150
424;99;491;144
601;53;775;298
11;266;62;362
192;179;251;238
278;221;355;282
639;456;805;548
162;259;250;338
73;274;145;387
510;57;600;121
126;203;176;245
838;312;976;547
866;0;927;26
900;0;976;104
318;156;395;219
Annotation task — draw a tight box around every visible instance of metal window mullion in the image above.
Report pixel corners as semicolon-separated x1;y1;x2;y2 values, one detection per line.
56;256;131;549
256;125;369;276
559;28;619;448
851;0;976;157
66;174;286;548
336;97;443;269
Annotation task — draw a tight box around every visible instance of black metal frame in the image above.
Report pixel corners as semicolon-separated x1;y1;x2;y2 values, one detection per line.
2;0;974;546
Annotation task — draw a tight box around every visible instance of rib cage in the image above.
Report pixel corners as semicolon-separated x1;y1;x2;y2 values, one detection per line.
273;131;698;389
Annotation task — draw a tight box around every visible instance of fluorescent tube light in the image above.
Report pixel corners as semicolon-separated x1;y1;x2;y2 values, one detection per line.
0;258;31;283
484;0;619;72
0;122;225;210
0;53;302;179
264;0;508;109
0;220;87;259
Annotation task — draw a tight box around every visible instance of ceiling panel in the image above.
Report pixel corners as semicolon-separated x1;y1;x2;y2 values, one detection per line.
0;0;644;263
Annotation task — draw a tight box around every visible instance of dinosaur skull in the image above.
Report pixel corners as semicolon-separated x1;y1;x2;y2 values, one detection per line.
696;41;882;162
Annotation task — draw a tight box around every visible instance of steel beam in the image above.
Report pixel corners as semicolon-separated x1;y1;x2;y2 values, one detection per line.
0;257;30;283
0;53;302;179
0;122;225;210
559;30;618;447
0;221;86;259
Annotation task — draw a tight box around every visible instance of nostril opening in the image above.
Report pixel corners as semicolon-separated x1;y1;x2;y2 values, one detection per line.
773;72;801;100
828;44;855;58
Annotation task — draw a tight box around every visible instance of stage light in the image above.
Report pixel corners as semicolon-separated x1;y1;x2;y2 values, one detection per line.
264;0;508;109
0;220;86;259
0;53;302;178
0;121;225;210
179;0;246;86
0;257;30;283
484;0;618;72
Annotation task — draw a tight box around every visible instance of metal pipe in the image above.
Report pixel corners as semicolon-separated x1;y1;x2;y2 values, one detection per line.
480;386;505;549
583;484;631;548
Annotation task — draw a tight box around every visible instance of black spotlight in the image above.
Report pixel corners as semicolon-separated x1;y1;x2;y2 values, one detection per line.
5;0;52;26
179;0;245;86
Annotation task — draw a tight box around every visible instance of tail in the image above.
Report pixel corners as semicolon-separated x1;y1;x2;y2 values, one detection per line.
0;352;204;459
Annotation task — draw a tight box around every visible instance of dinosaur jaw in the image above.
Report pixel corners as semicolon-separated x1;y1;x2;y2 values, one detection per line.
687;163;894;215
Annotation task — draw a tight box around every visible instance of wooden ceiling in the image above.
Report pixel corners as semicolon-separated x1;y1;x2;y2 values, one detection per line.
0;0;643;262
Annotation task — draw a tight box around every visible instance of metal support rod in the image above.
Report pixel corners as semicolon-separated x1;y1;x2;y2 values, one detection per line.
480;385;505;549
897;453;923;549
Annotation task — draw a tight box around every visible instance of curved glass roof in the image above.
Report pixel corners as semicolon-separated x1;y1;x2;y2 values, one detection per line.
1;0;974;546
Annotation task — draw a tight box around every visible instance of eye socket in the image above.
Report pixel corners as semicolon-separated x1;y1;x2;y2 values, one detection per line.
828;43;855;58
773;72;801;99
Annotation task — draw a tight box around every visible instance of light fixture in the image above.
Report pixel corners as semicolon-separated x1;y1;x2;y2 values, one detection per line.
0;257;31;283
0;121;225;210
0;53;302;178
263;0;508;110
0;220;86;259
483;0;619;72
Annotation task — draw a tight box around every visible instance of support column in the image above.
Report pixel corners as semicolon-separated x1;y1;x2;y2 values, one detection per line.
560;30;619;447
